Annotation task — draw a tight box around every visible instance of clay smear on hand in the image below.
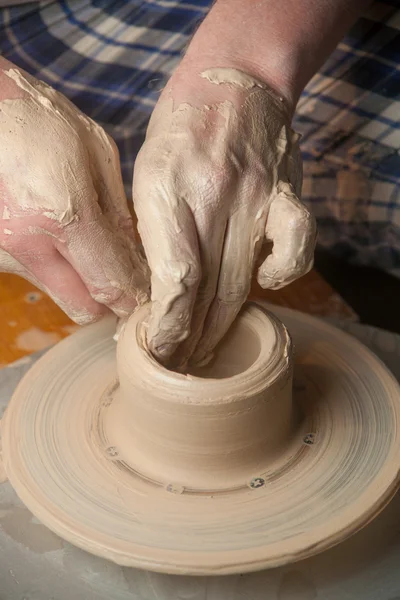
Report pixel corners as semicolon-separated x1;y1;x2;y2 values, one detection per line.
0;68;149;325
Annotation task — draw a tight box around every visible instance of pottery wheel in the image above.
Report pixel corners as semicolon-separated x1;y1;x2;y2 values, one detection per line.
2;303;400;575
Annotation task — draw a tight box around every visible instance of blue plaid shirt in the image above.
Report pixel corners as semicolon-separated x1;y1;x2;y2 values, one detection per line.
0;1;399;273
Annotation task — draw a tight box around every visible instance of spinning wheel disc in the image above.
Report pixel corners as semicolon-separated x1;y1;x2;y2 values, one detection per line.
2;304;400;575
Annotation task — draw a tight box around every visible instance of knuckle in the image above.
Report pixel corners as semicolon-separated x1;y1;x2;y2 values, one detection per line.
135;140;172;175
190;161;229;196
176;261;201;290
152;260;201;301
134;145;232;212
133;154;174;200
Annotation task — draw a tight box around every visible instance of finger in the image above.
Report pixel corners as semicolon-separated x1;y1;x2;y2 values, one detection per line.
133;169;201;363
170;215;228;370
191;207;265;366
8;245;106;324
257;182;316;290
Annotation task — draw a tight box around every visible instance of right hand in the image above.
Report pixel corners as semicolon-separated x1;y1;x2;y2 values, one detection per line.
0;66;149;325
133;66;316;368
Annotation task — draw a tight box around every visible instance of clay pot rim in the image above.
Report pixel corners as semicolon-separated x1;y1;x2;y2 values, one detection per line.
119;302;293;404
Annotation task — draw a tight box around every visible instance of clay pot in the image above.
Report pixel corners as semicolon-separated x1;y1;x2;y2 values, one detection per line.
106;303;293;489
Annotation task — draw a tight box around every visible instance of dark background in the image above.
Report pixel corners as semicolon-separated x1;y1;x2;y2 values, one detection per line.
315;249;400;334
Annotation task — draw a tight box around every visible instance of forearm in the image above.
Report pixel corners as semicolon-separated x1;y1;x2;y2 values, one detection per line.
177;0;371;111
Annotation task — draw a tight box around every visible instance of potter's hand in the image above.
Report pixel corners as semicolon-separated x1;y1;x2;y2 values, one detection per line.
0;66;149;325
133;66;316;367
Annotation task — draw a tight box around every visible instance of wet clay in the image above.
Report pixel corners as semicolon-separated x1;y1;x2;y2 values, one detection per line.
107;303;293;489
0;68;116;225
2;302;400;575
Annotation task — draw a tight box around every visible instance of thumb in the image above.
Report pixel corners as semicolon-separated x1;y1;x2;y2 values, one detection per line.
257;182;316;290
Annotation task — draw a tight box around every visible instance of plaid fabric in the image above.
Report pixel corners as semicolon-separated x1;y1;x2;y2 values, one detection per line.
0;1;399;274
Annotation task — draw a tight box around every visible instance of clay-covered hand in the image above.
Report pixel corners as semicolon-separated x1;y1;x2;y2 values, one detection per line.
0;68;149;325
133;67;316;367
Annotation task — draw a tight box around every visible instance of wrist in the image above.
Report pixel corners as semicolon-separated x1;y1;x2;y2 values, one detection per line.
175;0;370;111
176;21;303;113
177;53;297;114
166;50;296;126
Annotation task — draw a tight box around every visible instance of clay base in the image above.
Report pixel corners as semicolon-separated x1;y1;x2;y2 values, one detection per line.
2;303;400;575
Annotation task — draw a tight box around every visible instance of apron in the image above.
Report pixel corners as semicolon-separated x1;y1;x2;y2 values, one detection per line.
0;0;399;274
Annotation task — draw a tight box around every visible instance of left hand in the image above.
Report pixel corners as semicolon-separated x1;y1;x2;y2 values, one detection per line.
0;65;150;325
